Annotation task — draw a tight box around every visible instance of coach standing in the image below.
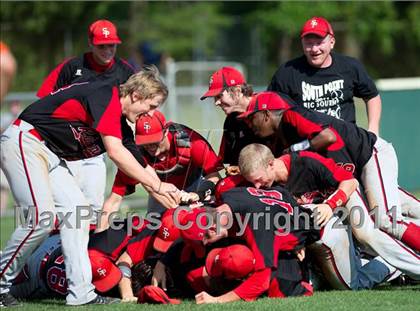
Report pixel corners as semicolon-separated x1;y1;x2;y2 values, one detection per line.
0;68;179;306
268;16;381;135
37;20;135;226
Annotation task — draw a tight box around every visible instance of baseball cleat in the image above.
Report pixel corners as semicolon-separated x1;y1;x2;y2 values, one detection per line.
0;293;21;308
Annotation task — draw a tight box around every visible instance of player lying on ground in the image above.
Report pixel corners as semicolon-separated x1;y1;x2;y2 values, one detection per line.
97;110;222;232
238;144;420;284
238;91;420;252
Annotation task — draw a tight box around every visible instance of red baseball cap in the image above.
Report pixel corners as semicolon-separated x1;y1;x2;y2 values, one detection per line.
89;249;122;293
237;91;291;119
301;17;334;38
135;111;166;145
205;244;255;280
89;19;122;45
200;67;245;100
138;285;181;304
153;209;182;253
179;207;209;242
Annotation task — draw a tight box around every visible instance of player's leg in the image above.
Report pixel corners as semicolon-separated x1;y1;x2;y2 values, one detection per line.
361;137;420;251
0;125;56;296
346;190;420;279
79;156;106;226
50;162;97;305
308;215;394;290
398;186;420;220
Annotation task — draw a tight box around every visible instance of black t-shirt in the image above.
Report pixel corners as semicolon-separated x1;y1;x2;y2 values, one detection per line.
37;52;135;98
267;53;378;123
285;152;354;204
273;106;377;177
220;112;270;165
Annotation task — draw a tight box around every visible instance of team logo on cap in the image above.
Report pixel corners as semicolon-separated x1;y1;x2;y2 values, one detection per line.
102;27;110;38
230;79;236;84
163;227;170;239
209;76;213;86
143;122;151;133
97;268;107;277
262;104;267;109
311;19;318;28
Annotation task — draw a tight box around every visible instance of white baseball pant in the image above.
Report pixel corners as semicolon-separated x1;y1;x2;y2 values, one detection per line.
361;137;420;250
0;120;96;305
66;155;106;225
308;215;395;290
346;190;420;279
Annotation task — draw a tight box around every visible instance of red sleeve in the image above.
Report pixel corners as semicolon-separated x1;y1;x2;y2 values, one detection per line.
37;58;72;98
233;268;271;301
189;132;223;174
94;87;122;138
126;234;155;265
111;169;138;196
283;110;324;139
300;151;354;182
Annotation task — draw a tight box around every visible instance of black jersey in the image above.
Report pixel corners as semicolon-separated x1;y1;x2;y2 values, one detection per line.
220;112;269;165
284;152;354;204
274;106;377;177
221;186;319;269
19;80;144;163
268;53;378;123
37;52;135;98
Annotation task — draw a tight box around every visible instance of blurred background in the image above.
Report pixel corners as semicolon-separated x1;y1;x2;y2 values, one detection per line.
1;1;419;223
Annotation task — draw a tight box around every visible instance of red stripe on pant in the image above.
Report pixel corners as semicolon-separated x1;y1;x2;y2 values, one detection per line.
0;132;39;278
373;147;390;214
322;244;351;290
355;190;420;260
398;186;420;203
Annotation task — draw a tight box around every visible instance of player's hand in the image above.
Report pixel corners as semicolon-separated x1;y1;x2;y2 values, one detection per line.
314;203;333;227
157;182;181;204
195;291;218;304
151;260;167;291
295;247;306;261
180;191;200;204
225;165;240;176
121;296;138;303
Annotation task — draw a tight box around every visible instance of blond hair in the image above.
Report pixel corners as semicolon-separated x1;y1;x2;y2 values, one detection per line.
238;144;274;177
119;65;168;101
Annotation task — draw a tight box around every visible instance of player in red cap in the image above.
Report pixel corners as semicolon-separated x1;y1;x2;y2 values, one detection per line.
200;67;273;175
240;91;420;253
35;19;136;232
268;16;382;136
97;110;222;231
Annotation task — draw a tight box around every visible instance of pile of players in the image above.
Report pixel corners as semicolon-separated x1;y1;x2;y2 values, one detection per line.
0;17;419;307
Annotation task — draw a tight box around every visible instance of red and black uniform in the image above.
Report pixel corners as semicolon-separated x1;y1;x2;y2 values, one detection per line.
37;52;135;98
219;112;270;166
283;151;354;204
274;106;377;177
18;80;144;165
112;122;222;195
220;186;319;300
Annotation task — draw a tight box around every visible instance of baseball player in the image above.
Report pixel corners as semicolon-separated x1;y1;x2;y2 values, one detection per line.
98;111;222;231
36;20;135;226
238;91;420;252
0;68;179;307
238;144;419;284
200;67;273;175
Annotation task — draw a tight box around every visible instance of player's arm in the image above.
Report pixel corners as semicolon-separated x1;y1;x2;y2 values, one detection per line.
116;251;137;302
195;268;271;304
102;134;180;205
95;192;123;233
365;94;382;136
36;59;72;98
